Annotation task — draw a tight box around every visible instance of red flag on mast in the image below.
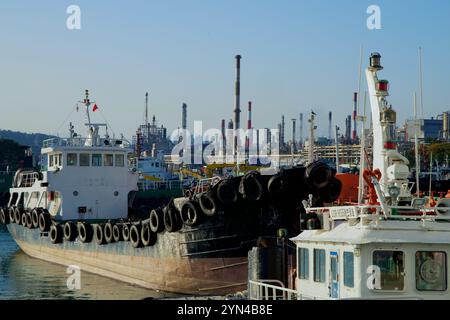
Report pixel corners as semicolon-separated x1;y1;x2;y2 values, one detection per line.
92;104;98;112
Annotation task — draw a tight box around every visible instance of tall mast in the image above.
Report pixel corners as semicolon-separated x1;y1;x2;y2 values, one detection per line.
84;89;92;129
414;92;420;196
357;91;368;204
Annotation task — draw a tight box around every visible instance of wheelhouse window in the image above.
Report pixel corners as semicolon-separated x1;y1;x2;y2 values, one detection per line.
49;155;54;167
344;252;354;288
92;154;102;167
416;251;447;292
67;153;78;166
373;250;405;291
298;248;309;280
80;154;90;167
115;154;124;167
104;154;114;167
314;249;326;283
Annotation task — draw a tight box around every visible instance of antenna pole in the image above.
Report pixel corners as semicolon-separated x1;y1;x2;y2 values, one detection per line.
84;89;92;129
414;92;420;197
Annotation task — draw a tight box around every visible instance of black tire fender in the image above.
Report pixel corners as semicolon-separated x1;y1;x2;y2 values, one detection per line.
149;208;165;233
141;223;157;247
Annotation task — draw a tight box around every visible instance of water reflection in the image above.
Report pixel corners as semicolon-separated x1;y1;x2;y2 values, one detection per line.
0;226;179;300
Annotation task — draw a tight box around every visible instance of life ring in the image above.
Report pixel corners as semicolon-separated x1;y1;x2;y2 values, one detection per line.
49;224;63;244
130;224;143;248
63;221;78;241
141;223;157;247
149;208;165;233
78;222;93;243
180;200;202;227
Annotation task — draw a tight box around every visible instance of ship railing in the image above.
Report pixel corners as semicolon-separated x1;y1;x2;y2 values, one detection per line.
43;137;131;148
17;172;40;188
190;176;222;196
248;280;300;301
305;204;450;223
138;180;184;191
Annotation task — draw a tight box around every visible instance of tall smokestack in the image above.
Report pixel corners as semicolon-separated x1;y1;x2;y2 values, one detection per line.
246;101;252;161
182;103;187;130
328;112;332;141
145;92;149;128
299;113;303;149
291;119;297;153
345;115;352;143
281;115;285;148
352;92;358;142
233;55;242;156
221;119;226;156
247;101;252;130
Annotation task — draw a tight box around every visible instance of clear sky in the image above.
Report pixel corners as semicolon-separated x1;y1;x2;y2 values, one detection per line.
0;0;449;140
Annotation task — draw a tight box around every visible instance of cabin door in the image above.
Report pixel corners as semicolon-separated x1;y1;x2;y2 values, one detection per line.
330;251;339;299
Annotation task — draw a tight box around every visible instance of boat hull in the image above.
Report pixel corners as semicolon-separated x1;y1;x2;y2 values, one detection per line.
6;222;249;296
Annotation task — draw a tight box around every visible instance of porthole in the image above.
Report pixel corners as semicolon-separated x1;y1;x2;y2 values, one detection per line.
73;191;79;196
114;191;119;197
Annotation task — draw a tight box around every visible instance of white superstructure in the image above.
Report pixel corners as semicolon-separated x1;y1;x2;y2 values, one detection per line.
8;90;138;221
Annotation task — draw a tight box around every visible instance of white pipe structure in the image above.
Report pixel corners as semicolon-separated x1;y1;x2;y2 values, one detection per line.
366;53;410;197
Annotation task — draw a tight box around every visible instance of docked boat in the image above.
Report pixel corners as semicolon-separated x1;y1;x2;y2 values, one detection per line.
0;90;341;295
249;52;450;300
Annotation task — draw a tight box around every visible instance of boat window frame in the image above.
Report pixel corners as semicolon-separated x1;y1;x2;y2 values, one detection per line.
92;154;102;167
298;247;309;280
372;249;406;292
67;153;78;166
343;251;355;288
313;248;326;283
103;154;114;167
415;251;447;292
79;153;90;167
115;154;125;167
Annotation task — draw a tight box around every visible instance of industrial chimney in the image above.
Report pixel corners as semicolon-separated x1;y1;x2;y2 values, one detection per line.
299;113;304;149
352;92;358;142
233;55;242;157
328;112;332;142
291;118;297;153
182;103;187;130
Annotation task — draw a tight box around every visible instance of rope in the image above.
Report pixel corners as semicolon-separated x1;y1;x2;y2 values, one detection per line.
54;104;78;137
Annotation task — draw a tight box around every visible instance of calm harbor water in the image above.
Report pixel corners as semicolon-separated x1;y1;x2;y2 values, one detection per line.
0;225;179;300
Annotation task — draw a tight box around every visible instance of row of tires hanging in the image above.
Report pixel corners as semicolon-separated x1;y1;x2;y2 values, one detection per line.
0;161;342;247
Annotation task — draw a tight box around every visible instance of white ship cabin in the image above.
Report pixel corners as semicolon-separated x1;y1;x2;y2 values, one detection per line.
8;124;138;221
291;203;450;300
